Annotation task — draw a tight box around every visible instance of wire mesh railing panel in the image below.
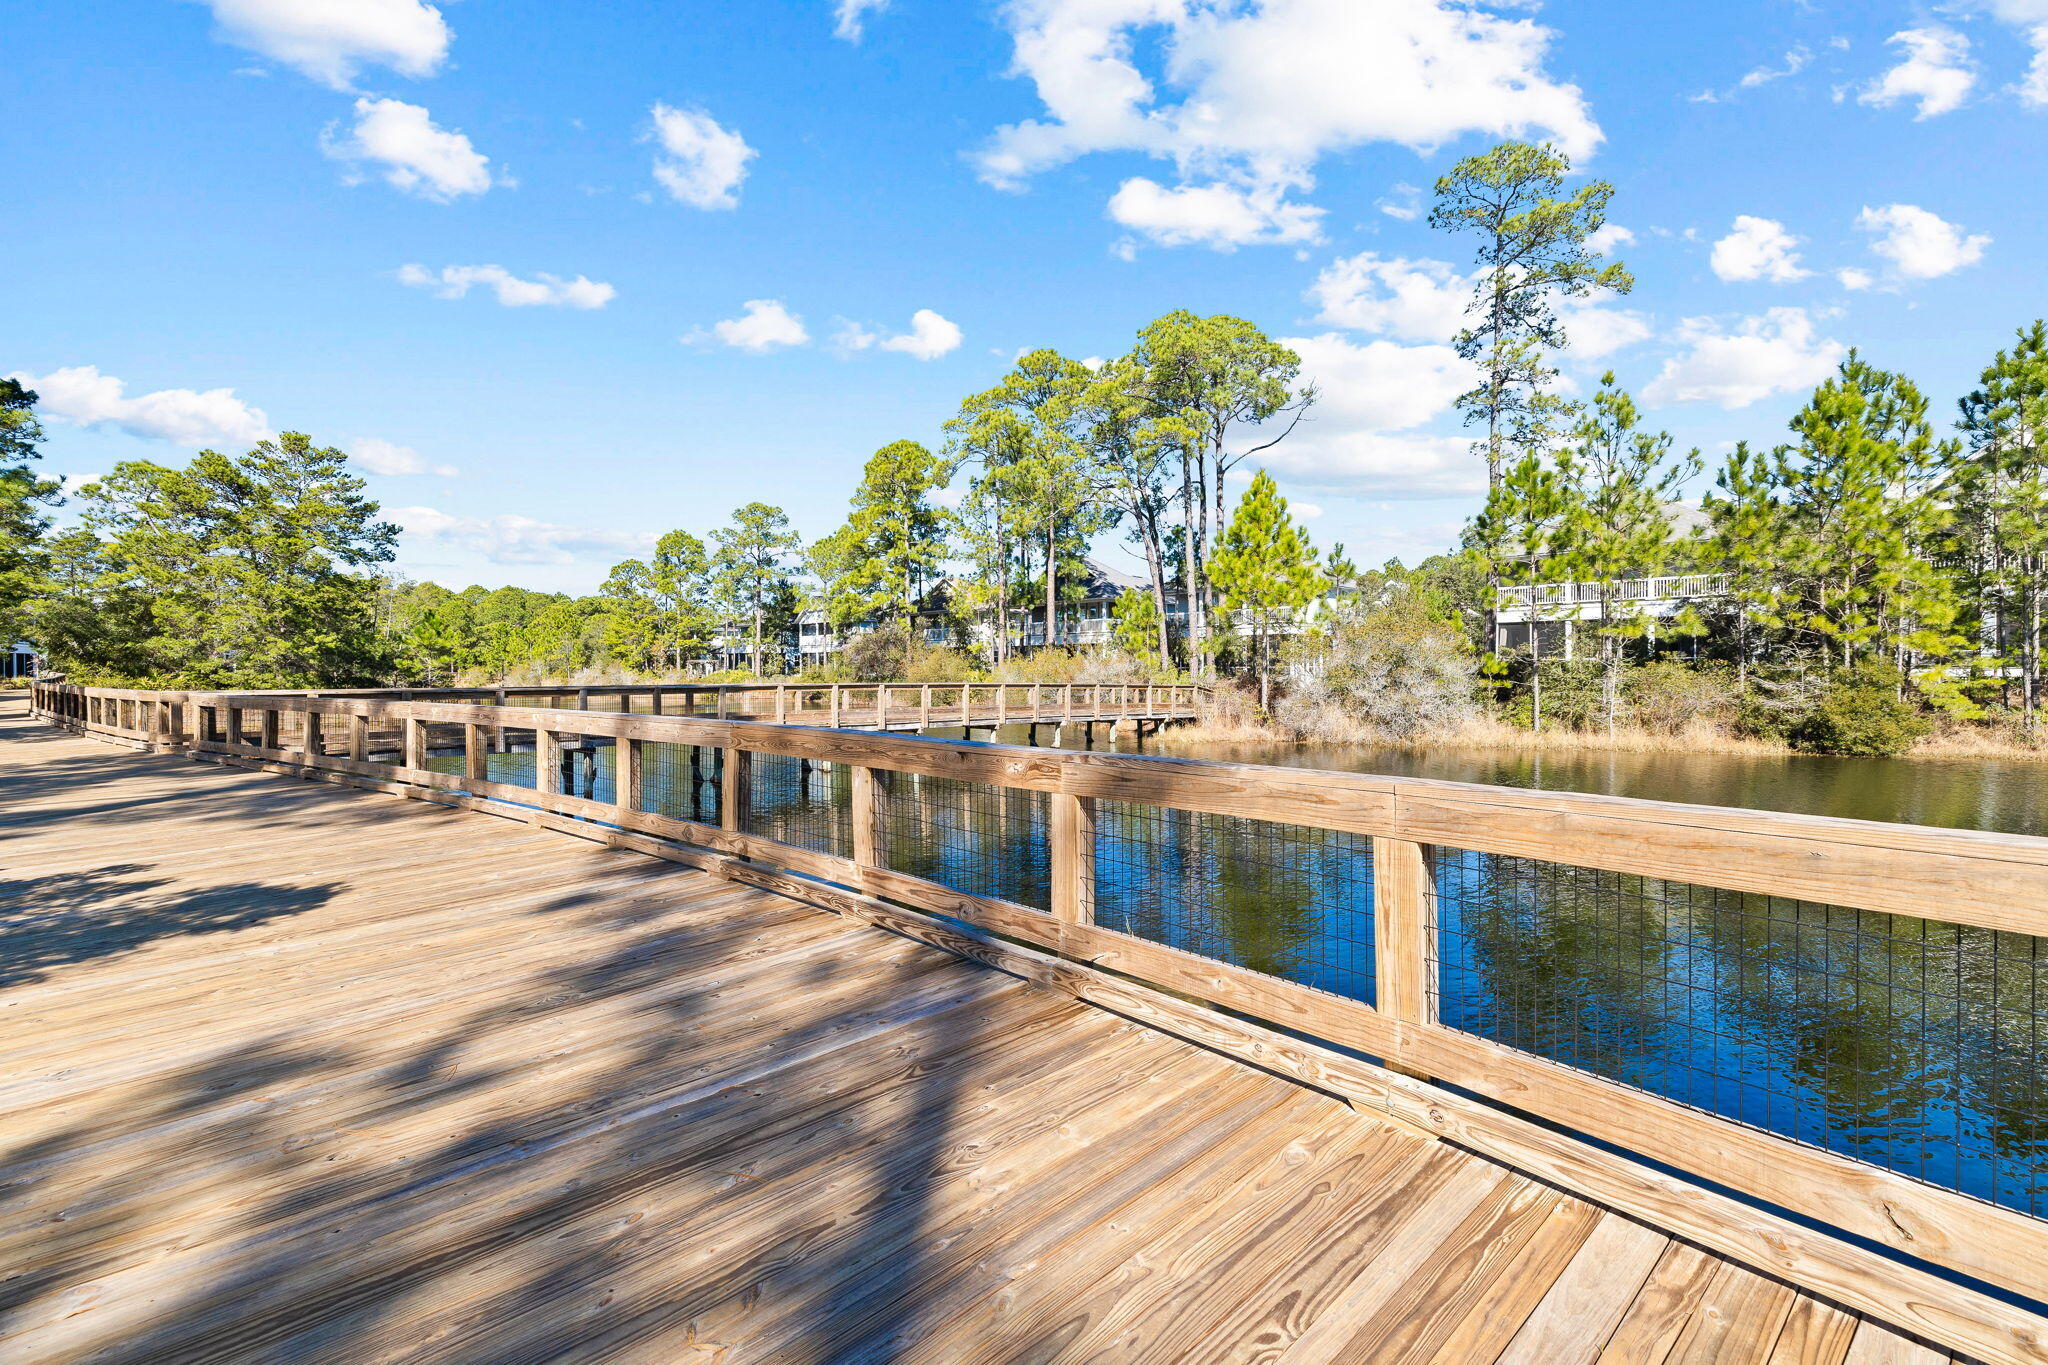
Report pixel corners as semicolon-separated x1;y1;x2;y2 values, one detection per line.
744;752;851;857
884;773;1052;912
1093;802;1376;1005
1433;850;2048;1217
638;740;722;825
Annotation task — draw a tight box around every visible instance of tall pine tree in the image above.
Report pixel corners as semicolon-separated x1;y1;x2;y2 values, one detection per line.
1209;471;1324;712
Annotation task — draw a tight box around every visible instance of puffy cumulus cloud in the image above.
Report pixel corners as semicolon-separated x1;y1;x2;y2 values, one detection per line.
1836;267;1875;291
882;309;964;360
1308;251;1648;358
1308;252;1470;343
1586;223;1635;255
1853;203;1990;282
690;299;810;353
646;103;755;210
1557;299;1654;359
1107;177;1323;251
10;365;270;448
1955;1;2048;102
834;309;965;359
1858;27;1976;119
1709;215;1810;284
396;263;615;309
322;97;496;201
350;437;456;477
833;0;889;41
1643;308;1846;410
198;0;450;89
977;0;1598;249
1249;334;1481;498
393;506;656;566
1376;181;1422;221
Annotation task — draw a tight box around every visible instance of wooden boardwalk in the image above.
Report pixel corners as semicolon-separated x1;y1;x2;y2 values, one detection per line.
0;697;1965;1363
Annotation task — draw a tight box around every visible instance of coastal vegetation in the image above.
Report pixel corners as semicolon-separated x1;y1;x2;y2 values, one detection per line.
7;143;2048;760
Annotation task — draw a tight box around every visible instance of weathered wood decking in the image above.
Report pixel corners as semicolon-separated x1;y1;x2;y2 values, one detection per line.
1;697;1965;1362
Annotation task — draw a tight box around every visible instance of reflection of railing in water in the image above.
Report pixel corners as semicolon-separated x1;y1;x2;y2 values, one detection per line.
32;676;2048;1361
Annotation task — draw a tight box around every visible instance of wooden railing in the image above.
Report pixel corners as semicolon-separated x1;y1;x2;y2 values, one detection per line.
70;681;1209;730
28;679;2048;1364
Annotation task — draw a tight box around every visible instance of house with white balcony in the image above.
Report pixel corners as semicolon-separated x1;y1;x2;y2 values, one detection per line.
1493;573;1733;657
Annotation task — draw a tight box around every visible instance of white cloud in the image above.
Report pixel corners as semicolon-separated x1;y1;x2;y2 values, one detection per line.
199;0;450;89
646;103;756;210
394;506;656;565
1250;334;1481;497
351;437;456;477
834;310;965;359
833;0;889;41
1586;223;1635;255
1859;27;1976;118
1853;202;1990;282
695;299;810;353
1836;267;1875;291
880;309;963;360
1741;45;1814;90
1709;215;1810;283
322;97;496;201
1643;308;1845;410
1308;252;1470;343
978;0;1599;250
1376;181;1422;221
1107;177;1323;251
57;472;105;497
1308;249;1646;358
10;365;271;448
1291;500;1324;519
1557;299;1654;359
395;263;615;309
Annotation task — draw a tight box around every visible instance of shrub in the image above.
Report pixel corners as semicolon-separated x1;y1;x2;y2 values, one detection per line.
1789;665;1932;756
1275;594;1479;741
1622;661;1737;735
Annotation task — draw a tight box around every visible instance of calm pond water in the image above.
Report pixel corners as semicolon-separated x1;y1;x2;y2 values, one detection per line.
437;723;2048;1222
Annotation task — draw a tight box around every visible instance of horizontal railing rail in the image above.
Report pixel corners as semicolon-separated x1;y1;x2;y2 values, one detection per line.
28;678;2048;1364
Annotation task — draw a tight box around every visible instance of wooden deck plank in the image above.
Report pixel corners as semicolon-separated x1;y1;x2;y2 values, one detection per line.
1595;1242;1727;1364
1841;1318;1956;1365
1491;1211;1673;1365
1;699;1995;1365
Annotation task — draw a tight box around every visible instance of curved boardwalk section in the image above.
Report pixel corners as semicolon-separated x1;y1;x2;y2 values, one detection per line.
0;698;1961;1362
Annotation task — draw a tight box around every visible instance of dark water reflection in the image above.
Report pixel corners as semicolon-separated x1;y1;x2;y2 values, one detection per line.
431;727;2048;1219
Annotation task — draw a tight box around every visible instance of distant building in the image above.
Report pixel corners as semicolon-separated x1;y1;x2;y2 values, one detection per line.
5;642;38;680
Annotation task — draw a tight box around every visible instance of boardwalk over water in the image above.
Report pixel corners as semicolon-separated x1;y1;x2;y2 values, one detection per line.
7;690;2041;1362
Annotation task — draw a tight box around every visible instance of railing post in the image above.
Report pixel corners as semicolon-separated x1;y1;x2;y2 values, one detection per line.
649;688;664;717
920;683;932;728
576;687;590;711
830;686;842;729
1030;682;1042;720
301;709;323;762
464;722;487;782
1050;793;1096;925
348;711;368;761
851;764;889;883
775;685;787;725
224;704;242;747
617;735;641;813
717;689;728;720
720;747;750;833
877;683;889;730
533;722;559;796
403;715;427;772
259;709;279;751
1371;836;1440;1078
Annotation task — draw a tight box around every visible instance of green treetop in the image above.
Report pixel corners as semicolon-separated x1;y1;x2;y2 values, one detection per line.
1561;373;1699;732
0;378;62;645
1430;140;1632;494
1471;448;1575;731
1954;321;2048;725
1707;353;1963;676
1208;470;1324;712
825;439;953;628
712;502;801;676
70;432;397;686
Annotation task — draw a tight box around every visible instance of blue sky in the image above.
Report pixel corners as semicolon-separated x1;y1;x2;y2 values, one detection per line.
8;0;2046;592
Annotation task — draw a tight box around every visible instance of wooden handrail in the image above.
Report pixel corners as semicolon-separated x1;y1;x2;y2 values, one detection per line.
27;677;2048;1360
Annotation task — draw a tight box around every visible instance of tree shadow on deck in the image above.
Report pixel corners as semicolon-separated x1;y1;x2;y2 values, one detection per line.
1;861;1020;1363
0;865;340;987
